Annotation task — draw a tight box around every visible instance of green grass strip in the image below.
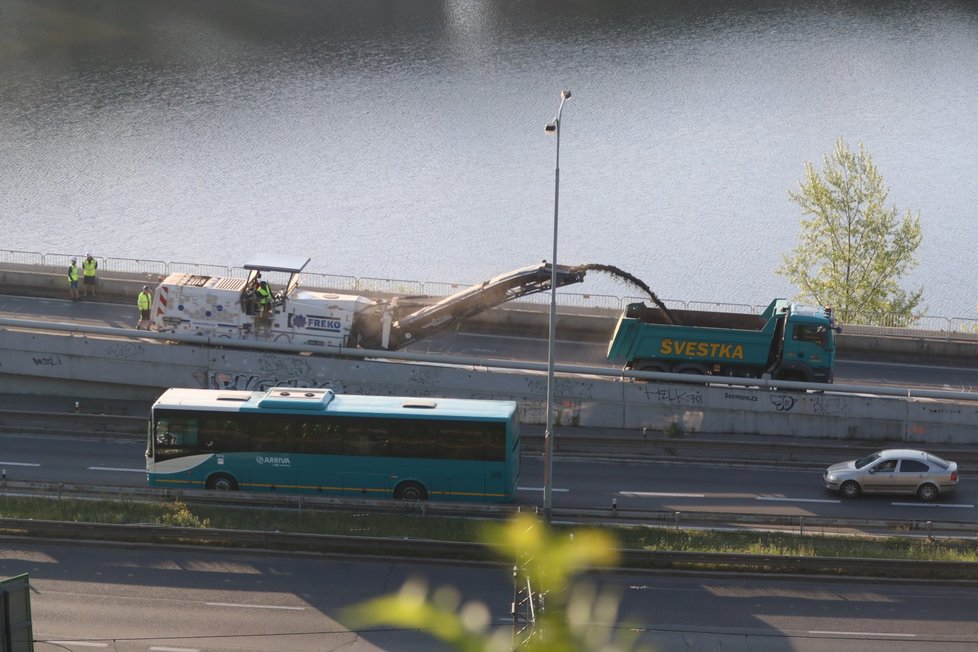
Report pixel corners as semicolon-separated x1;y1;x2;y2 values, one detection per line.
1;495;976;563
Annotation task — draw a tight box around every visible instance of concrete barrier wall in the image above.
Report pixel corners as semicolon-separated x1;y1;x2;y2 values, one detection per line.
3;327;978;444
4;263;978;360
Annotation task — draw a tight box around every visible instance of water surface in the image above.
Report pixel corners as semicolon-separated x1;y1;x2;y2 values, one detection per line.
2;0;976;315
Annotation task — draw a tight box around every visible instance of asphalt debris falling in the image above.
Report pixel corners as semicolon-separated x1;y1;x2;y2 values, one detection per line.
582;263;678;324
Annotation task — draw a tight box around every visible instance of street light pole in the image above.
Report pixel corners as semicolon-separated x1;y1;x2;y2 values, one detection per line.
543;90;570;522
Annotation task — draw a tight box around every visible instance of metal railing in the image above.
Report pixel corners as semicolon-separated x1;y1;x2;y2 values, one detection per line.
2;248;976;337
3;482;978;566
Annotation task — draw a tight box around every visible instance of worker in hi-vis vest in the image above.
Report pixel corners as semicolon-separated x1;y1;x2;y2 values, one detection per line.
67;257;80;301
136;285;153;330
82;252;98;297
256;280;272;317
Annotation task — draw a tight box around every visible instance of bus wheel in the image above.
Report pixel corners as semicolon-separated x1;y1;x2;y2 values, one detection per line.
207;473;239;491
394;481;428;501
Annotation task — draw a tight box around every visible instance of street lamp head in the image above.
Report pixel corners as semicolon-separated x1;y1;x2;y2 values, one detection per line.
561;90;572;100
544;122;557;132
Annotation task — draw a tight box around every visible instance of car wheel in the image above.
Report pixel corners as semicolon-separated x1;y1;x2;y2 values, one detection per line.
840;480;861;499
917;483;939;502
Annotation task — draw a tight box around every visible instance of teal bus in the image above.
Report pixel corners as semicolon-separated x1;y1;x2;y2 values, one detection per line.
146;387;521;502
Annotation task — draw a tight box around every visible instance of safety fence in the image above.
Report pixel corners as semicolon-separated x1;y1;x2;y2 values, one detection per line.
2;486;978;574
3;248;976;338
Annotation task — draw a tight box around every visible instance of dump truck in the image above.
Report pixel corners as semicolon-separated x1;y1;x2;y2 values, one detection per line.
607;299;838;382
150;255;587;350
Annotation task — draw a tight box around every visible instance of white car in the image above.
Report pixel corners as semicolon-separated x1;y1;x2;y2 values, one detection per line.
824;449;958;501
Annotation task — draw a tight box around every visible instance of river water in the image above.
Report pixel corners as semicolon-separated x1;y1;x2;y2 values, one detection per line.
2;0;976;316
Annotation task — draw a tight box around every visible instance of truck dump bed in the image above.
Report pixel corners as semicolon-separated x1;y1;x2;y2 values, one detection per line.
625;304;766;330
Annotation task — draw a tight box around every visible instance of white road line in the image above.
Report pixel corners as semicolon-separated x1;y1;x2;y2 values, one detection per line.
756;496;840;504
843;358;972;372
619;491;705;498
518;486;570;492
87;466;145;473
150;647;200;652
206;602;305;610
49;643;108;648
0;461;40;467
809;630;915;638
891;501;974;508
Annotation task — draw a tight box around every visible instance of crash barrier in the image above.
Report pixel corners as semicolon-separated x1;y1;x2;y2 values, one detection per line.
0;515;976;578
3;317;978;444
4;479;974;538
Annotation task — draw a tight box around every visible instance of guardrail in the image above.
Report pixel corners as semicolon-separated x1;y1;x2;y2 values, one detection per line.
0;513;976;579
3;478;976;541
5;248;978;337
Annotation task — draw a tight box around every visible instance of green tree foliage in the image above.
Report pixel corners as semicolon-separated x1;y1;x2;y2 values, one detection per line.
343;514;652;652
778;138;924;323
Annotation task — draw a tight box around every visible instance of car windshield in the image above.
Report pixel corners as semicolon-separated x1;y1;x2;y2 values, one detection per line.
854;452;882;469
925;453;951;469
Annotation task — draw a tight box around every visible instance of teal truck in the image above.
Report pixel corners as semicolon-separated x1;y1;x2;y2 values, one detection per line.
607;299;838;383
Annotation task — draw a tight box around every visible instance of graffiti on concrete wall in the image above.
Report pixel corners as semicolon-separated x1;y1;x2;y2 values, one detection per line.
644;386;704;405
770;393;796;412
769;392;848;416
32;355;63;366
804;394;847;416
723;391;758;403
518;397;583;426
256;354;314;379
208;371;342;392
104;342;146;360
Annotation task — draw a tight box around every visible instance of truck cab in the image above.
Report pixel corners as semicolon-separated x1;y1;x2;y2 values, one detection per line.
772;302;837;383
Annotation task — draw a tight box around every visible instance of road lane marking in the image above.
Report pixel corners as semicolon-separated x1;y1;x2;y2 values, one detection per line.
206;602;305;610
809;630;915;638
0;461;40;467
891;501;974;508
49;643;108;648
844;358;975;373
518;486;570;492
87;466;145;473
756;496;840;504
619;491;705;498
150;647;200;652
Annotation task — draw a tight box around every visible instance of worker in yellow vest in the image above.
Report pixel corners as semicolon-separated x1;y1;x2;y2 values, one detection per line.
136;285;153;330
256;280;272;318
82;252;98;298
67;257;80;301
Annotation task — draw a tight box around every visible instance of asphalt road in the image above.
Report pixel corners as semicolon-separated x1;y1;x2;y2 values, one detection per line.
3;540;976;651
2;432;973;525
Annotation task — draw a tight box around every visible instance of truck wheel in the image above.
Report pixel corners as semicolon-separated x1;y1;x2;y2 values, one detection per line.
674;364;708;375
